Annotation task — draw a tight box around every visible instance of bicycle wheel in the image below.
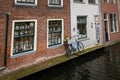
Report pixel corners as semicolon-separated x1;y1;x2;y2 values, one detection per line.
77;41;84;54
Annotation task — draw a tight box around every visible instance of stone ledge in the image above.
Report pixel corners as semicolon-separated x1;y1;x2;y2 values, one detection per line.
0;40;120;80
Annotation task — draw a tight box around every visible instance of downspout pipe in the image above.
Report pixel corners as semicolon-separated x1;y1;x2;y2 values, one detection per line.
4;12;11;68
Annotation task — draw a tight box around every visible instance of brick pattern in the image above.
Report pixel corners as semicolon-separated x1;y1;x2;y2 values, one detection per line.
0;18;6;67
0;0;71;69
100;0;120;43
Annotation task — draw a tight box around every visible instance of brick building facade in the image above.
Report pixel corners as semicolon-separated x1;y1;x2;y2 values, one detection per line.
118;0;120;24
100;0;120;43
0;0;71;70
1;0;120;78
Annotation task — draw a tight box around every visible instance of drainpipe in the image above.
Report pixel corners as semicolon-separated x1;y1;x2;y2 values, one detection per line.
4;12;11;68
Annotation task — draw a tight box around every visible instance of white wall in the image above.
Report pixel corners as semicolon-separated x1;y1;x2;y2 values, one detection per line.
70;0;101;48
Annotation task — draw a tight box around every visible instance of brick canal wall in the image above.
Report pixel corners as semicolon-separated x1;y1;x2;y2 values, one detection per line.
0;0;71;70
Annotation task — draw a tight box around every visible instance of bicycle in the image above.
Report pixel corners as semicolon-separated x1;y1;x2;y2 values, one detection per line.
64;35;84;55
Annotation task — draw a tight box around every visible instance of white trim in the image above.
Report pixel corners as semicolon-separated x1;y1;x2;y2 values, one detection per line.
11;19;37;57
104;13;110;41
47;19;64;48
48;0;63;7
14;0;37;6
110;13;118;33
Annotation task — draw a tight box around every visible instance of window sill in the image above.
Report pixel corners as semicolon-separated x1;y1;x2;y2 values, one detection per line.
104;2;109;4
88;3;98;5
74;1;85;4
48;5;63;8
111;31;119;34
78;38;90;41
15;3;37;7
48;44;63;49
11;51;36;58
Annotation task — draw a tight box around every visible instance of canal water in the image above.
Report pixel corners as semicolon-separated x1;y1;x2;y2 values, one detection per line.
20;43;120;80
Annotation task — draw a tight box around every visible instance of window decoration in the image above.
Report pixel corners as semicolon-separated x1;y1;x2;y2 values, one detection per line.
13;21;36;55
48;20;62;47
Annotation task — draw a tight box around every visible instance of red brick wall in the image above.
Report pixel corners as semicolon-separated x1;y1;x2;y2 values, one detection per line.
0;17;6;67
100;0;120;43
0;0;71;69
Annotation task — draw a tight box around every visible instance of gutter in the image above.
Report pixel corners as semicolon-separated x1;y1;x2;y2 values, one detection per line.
2;12;11;70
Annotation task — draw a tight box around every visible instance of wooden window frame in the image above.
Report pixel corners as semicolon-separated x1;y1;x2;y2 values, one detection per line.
11;20;37;57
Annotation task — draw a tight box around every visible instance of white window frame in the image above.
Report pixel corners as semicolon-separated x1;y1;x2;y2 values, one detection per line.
110;13;118;33
15;0;37;6
77;16;87;39
104;13;110;41
48;0;63;7
47;19;64;48
11;19;37;57
104;13;109;21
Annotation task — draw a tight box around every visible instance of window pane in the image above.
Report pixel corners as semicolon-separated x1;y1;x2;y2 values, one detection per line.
77;16;87;39
48;20;62;47
104;13;108;19
49;0;61;5
110;13;117;32
17;0;35;4
104;0;108;3
88;0;95;4
13;21;35;55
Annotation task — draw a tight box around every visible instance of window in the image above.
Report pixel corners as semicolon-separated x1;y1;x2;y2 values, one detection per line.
104;13;109;33
74;0;83;3
88;0;96;4
110;13;118;32
15;0;37;6
48;20;63;47
77;16;87;39
12;20;37;55
104;13;108;20
104;0;109;3
110;0;116;3
48;0;63;7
